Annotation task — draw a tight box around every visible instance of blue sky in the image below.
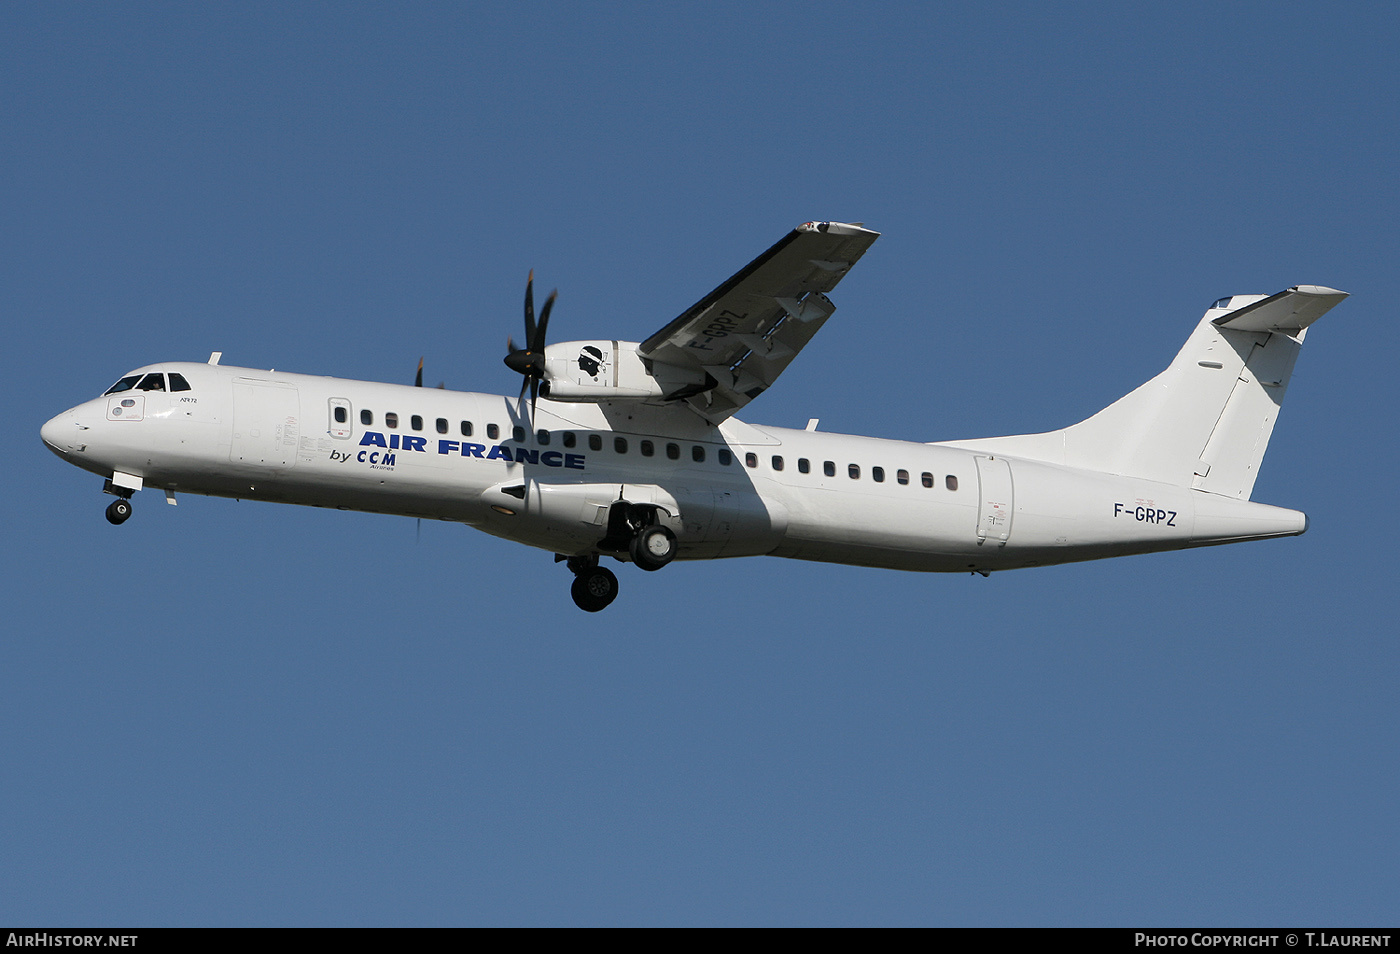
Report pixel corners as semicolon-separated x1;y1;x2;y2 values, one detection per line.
5;1;1398;926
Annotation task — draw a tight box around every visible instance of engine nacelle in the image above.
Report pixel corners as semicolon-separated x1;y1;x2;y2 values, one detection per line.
540;340;707;403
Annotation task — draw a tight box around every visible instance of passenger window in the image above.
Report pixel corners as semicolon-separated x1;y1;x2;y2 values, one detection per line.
824;461;836;477
487;424;499;439
537;430;550;445
798;458;810;474
745;452;758;468
362;409;374;426
692;445;705;463
641;440;654;457
848;464;860;479
460;420;472;436
718;449;732;466
334;406;348;424
589;434;603;451
513;426;526;442
666;443;680;460
872;466;885;483
411;415;423;431
771;456;784;471
614;437;628;453
897;469;910;485
921;472;934;488
386;413;399;429
562;432;576;448
436;418;448;434
168;373;192;392
946;475;959;491
137;373;165;391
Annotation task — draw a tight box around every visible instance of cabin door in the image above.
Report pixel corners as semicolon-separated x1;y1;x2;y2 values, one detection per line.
230;380;300;468
974;455;1014;546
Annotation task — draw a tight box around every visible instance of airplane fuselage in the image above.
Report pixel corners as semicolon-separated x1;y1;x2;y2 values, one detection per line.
40;222;1342;611
41;359;1307;580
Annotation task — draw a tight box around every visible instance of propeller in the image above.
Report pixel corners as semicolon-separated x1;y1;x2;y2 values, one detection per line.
411;357;442;544
414;356;444;389
504;270;556;416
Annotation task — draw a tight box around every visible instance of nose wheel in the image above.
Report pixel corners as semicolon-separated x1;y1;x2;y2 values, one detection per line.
105;498;132;525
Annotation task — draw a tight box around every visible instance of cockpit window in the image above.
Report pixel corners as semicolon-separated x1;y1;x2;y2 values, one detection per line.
168;373;192;392
104;375;142;395
136;373;166;391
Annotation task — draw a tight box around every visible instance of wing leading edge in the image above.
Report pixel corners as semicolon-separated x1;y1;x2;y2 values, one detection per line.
639;221;879;421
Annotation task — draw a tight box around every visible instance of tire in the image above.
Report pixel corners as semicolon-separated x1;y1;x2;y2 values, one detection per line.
630;525;677;572
106;499;132;525
571;566;619;612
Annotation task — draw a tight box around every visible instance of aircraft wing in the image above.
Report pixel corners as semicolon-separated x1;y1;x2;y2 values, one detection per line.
639;221;879;421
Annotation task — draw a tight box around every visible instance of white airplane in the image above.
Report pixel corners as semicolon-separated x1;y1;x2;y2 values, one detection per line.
41;221;1347;612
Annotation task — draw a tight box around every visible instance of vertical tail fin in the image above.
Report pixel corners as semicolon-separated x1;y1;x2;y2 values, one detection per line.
940;286;1347;498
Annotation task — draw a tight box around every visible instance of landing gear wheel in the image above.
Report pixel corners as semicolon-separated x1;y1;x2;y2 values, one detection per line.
571;566;619;613
105;499;132;525
630;525;677;571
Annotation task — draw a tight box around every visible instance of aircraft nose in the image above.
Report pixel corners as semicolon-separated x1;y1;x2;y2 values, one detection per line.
41;409;81;456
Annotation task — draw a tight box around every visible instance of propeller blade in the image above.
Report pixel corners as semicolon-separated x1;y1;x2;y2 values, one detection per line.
506;272;557;418
415;356;423;388
534;290;557;353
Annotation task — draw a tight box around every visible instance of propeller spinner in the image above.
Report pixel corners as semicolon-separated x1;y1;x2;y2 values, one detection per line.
504;270;556;414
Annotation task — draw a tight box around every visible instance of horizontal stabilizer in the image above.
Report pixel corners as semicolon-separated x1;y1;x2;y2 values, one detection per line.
1212;285;1348;334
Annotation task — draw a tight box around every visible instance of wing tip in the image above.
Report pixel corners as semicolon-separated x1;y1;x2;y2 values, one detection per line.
1290;284;1348;299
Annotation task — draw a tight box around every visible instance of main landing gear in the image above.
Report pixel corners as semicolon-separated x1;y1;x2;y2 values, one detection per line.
567;556;619;613
630;524;677;572
603;501;677;572
562;502;681;612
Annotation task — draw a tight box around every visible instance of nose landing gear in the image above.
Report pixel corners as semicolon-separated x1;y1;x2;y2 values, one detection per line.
105;498;132;525
102;475;137;526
